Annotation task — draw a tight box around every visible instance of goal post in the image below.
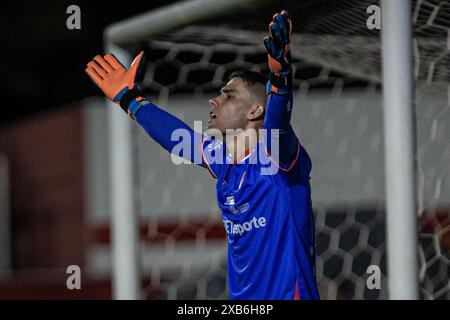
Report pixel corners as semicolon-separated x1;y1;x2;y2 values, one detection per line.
381;0;419;299
104;0;267;47
102;43;141;300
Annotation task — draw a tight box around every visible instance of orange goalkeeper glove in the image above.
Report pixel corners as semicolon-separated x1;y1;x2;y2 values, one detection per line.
85;51;146;119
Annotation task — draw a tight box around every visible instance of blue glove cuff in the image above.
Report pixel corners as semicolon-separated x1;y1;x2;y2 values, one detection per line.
266;71;292;95
127;98;146;120
114;87;129;103
115;87;149;120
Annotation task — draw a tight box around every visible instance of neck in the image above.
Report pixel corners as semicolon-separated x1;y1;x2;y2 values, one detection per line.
225;127;260;163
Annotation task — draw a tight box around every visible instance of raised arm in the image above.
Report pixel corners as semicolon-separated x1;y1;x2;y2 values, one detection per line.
263;10;298;168
84;52;205;166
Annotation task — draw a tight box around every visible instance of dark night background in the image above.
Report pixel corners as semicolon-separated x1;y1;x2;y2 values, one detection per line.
0;0;181;124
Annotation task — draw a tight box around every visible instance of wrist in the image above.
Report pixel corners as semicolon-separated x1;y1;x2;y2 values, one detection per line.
118;88;148;120
267;70;292;95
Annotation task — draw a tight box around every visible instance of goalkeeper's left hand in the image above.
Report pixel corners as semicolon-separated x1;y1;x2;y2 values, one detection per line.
264;10;293;95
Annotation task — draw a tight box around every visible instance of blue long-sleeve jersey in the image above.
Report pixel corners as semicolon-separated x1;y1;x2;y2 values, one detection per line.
134;90;319;300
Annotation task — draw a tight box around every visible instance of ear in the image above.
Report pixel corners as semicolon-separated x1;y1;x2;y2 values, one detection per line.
248;103;265;121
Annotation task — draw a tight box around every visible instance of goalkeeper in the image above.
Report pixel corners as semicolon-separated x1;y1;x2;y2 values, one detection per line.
86;10;319;300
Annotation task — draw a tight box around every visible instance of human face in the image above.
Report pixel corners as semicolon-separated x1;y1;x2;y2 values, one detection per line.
207;78;253;134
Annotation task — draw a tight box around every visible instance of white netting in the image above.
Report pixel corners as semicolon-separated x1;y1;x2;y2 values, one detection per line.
117;0;450;299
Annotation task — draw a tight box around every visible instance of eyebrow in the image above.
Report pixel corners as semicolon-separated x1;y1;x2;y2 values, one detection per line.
221;87;236;94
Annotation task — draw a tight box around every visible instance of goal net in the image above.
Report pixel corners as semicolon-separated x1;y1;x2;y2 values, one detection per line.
112;0;450;299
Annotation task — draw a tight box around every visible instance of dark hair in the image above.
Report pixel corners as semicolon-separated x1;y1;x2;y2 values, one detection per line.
229;71;267;120
229;70;267;86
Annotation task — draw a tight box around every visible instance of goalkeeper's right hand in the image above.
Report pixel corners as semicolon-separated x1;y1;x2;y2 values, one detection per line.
85;51;146;119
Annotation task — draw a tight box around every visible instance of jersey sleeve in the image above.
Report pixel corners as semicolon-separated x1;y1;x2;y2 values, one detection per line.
136;100;227;178
263;89;300;172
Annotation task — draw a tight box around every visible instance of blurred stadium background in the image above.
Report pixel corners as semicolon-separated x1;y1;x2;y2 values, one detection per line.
0;0;449;299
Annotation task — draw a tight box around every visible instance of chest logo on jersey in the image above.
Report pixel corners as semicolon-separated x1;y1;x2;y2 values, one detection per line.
224;195;250;215
229;203;250;215
224;195;235;206
223;216;266;236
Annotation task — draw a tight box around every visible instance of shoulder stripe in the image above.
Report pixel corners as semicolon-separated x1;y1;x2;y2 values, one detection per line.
199;136;217;179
